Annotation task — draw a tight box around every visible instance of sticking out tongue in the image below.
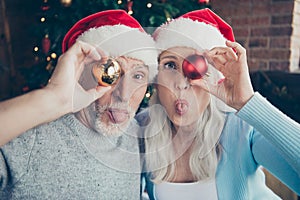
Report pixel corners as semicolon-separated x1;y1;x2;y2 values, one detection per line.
175;99;189;115
108;109;129;124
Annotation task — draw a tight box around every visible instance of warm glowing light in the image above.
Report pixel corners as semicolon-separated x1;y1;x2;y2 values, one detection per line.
51;53;57;59
145;92;151;98
167;17;171;22
46;56;51;61
147;3;152;8
128;10;133;15
40;17;46;22
60;0;72;7
117;0;122;4
34;46;39;52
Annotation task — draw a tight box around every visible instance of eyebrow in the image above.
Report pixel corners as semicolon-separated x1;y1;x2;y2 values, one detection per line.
159;55;178;62
133;64;148;70
116;57;147;69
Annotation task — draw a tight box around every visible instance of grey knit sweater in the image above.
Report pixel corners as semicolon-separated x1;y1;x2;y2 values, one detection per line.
0;114;141;199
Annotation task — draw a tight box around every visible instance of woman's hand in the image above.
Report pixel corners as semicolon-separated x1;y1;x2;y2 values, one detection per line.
191;41;254;110
44;41;111;113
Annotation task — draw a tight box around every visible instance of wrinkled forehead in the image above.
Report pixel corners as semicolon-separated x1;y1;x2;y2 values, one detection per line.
158;46;198;61
116;56;148;71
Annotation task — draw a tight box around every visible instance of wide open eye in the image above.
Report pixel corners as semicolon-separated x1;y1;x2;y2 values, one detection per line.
130;66;148;84
133;72;145;80
163;61;177;70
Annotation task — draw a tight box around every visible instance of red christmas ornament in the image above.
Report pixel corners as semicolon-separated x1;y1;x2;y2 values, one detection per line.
127;1;133;13
42;35;51;54
182;54;208;80
41;5;50;11
22;86;30;92
41;0;50;11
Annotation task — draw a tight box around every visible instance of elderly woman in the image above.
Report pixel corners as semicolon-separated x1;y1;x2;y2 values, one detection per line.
139;8;300;200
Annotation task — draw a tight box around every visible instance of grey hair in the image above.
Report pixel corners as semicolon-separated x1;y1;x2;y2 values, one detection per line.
144;94;225;183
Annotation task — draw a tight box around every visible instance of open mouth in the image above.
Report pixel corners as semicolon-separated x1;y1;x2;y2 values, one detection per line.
174;99;189;115
107;108;129;124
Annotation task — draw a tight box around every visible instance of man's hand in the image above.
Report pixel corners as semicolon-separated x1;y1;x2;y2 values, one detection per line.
45;41;111;113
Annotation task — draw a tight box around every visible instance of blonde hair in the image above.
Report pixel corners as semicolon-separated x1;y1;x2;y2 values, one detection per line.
144;93;225;183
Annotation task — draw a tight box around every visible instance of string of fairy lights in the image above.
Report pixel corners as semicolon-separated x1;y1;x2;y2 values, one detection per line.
28;0;209;103
32;0;209;65
30;0;161;100
31;0;167;68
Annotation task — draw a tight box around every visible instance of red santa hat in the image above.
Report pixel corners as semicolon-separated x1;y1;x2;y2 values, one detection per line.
62;10;157;81
153;8;235;52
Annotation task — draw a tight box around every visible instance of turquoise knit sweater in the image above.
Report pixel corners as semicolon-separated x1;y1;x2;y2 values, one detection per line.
143;92;300;200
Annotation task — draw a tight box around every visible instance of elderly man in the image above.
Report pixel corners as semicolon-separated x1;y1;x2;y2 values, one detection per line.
0;10;157;199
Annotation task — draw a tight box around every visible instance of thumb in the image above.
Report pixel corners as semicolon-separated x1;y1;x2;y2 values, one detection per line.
190;78;220;97
190;78;209;92
72;85;111;112
90;86;111;101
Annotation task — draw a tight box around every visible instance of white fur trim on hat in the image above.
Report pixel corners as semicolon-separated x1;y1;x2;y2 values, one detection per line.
77;24;158;81
153;18;227;52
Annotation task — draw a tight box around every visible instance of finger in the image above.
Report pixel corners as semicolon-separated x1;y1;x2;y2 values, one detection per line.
93;86;111;100
209;46;237;61
207;47;228;57
206;55;229;75
95;46;108;62
210;55;227;67
75;62;85;81
67;41;98;62
190;78;219;96
72;85;111;112
67;41;102;68
204;50;226;71
205;48;236;70
79;42;102;63
203;50;214;66
190;79;209;94
225;40;246;58
223;46;238;61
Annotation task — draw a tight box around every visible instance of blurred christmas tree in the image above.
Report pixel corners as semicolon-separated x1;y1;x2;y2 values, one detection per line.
21;0;210;107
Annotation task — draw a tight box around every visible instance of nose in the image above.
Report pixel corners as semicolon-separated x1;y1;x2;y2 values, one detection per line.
112;75;131;102
175;73;190;90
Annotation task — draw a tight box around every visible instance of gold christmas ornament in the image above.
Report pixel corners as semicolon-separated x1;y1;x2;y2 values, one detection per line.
92;58;121;87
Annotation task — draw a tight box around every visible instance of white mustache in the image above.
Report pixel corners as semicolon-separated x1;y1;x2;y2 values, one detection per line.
96;101;133;117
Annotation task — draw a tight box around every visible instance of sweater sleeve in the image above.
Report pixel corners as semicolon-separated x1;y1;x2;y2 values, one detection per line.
0;150;8;190
0;128;36;191
237;92;300;175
